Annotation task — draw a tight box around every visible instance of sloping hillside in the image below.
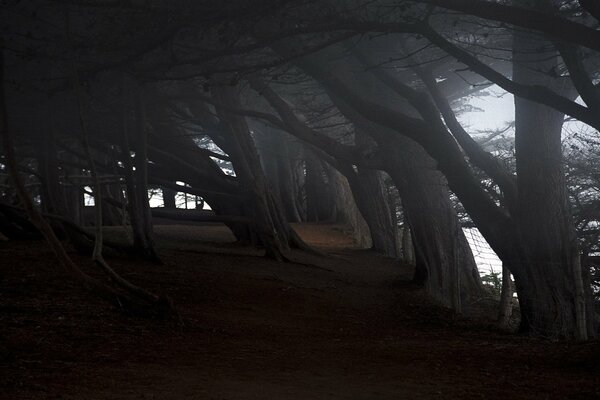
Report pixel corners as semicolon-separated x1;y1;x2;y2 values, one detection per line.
1;224;599;399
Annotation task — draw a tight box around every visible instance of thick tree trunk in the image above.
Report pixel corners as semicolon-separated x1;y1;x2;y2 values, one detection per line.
352;131;399;257
159;90;256;242
355;169;397;255
326;163;372;248
254;126;303;222
212;81;291;260
162;186;177;209
384;139;483;310
508;26;593;339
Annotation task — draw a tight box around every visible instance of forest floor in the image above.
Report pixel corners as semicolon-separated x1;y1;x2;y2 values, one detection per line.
1;223;599;400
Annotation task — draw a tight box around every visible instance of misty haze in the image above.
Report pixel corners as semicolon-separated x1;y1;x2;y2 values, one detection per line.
1;1;599;399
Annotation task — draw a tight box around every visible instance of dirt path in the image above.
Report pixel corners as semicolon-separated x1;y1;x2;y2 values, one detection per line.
1;224;599;399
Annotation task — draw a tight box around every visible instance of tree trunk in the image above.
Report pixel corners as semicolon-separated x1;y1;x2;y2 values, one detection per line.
352;131;399;256
498;263;513;330
37;127;68;238
162;186;177;209
402;218;416;266
326;163;372;248
254;126;303;222
212;81;291;260
508;26;592;339
384;138;483;310
120;82;159;261
304;149;332;222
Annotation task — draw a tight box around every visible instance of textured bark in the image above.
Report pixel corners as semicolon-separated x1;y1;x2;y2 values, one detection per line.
353;133;398;257
508;27;591;339
326;163;372;248
254;127;303;222
212;81;291;260
384;139;482;310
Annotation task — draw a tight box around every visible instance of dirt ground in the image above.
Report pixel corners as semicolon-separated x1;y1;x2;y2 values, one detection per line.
1;223;599;399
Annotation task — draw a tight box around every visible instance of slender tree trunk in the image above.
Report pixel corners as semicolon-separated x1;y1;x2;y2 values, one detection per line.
0;44;132;308
37;127;67;237
498;263;513;330
133;89;158;259
73;69;167;311
401;218;415;266
120;81;159;261
304;149;331;222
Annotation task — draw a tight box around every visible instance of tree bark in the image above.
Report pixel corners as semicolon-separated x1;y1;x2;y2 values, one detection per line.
120;82;159;261
508;26;592;339
498;264;513;330
384;138;482;310
353;132;399;257
162;186;177;209
212;80;291;260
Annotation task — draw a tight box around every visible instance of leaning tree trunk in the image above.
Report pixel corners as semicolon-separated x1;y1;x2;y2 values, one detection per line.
0;46;142;310
355;168;397;256
304;148;333;222
384;137;482;311
212;81;291;260
325;161;372;248
352;130;399;257
254;125;303;223
37;125;100;253
73;71;168;313
302;50;482;312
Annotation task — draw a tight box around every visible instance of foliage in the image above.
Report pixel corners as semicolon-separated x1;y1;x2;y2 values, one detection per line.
480;270;502;298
